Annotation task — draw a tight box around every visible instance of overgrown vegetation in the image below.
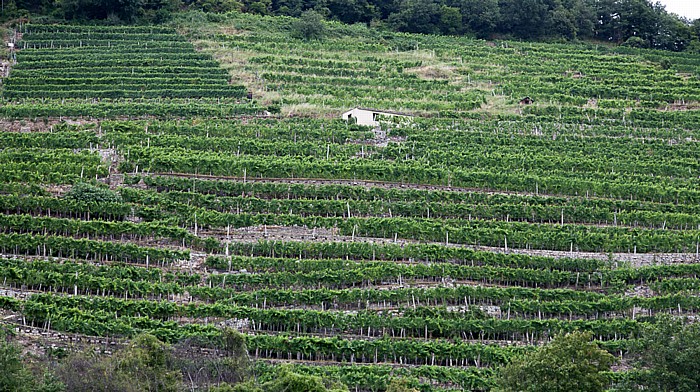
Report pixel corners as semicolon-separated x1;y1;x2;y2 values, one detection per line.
291;10;326;40
1;0;699;52
494;331;616;392
618;316;700;392
0;326;63;392
64;183;122;204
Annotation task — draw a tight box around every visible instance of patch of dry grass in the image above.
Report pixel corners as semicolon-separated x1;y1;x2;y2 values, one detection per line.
282;103;336;117
404;65;456;80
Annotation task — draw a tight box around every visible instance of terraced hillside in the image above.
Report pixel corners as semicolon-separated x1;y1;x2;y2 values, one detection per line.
1;24;271;118
1;15;700;392
186;13;700;118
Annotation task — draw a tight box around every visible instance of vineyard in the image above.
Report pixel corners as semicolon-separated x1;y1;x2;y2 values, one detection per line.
1;24;271;118
0;14;700;392
186;13;700;118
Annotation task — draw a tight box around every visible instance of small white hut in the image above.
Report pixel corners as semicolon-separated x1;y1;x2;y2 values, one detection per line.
341;107;413;127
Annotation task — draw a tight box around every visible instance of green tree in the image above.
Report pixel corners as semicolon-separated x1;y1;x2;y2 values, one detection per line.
650;9;693;51
497;0;549;38
387;0;441;34
620;316;700;392
272;0;304;16
58;0;144;22
495;331;616;392
57;351;145;392
191;0;243;13
244;0;271;15
622;36;649;48
291;10;327;40
0;340;33;392
688;19;700;52
211;383;261;392
692;18;700;39
438;5;462;35
325;0;377;24
118;334;182;392
457;0;500;37
564;0;595;38
0;326;64;392
547;5;577;39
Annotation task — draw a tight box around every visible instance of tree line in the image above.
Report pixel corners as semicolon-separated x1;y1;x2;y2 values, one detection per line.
3;0;699;52
290;0;697;51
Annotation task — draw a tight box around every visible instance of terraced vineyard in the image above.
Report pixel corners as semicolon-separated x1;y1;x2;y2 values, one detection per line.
189;13;700;118
1;15;700;392
1;24;271;118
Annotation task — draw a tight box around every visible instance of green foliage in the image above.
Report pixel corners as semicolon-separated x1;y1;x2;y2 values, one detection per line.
262;366;348;392
325;0;377;24
0;336;65;392
0;340;34;392
57;0;181;23
191;0;243;13
459;0;500;36
3;0;699;51
119;334;182;392
209;383;260;392
208;366;348;392
63;183;123;204
495;331;616;392
623;36;649;49
619;315;700;392
33;373;66;392
438;6;462;35
498;0;549;39
386;378;419;392
244;0;271;15
219;328;249;358
291;10;327;40
387;0;441;35
264;367;329;392
548;5;577;39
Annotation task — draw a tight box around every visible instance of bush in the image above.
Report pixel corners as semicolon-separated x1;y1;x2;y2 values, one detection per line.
622;36;649;49
619;315;700;392
0;337;64;392
291;10;326;41
211;365;348;392
63;182;123;203
56;333;182;392
494;331;615;392
0;341;33;392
